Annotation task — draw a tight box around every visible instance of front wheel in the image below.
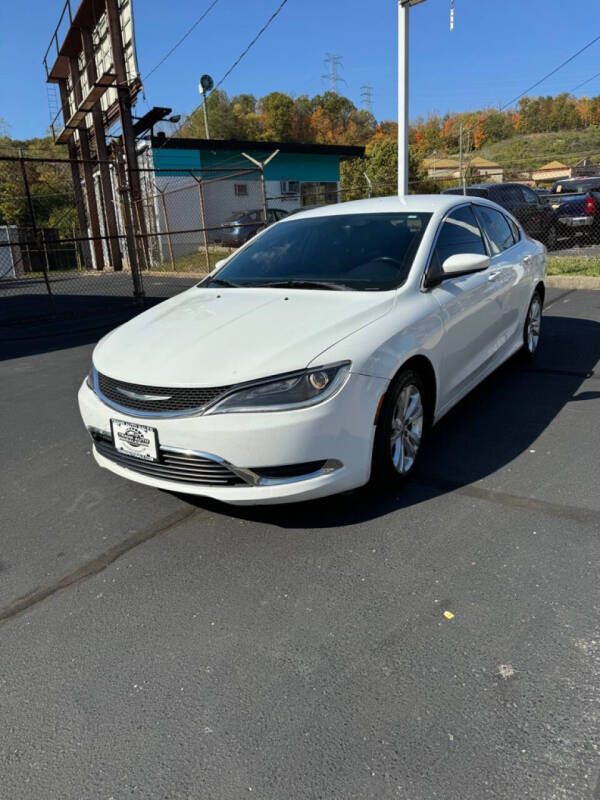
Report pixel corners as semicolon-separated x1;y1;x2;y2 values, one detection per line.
522;291;543;359
546;225;558;251
371;369;428;486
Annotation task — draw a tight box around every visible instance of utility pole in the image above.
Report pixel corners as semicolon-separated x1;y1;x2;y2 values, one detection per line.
458;123;469;194
398;1;427;195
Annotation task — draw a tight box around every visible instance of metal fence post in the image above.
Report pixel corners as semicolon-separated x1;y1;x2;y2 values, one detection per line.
113;142;144;301
133;199;151;271
241;150;280;226
157;188;175;271
189;174;212;273
19;150;53;297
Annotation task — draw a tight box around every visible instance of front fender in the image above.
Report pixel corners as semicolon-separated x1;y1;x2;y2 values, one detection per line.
308;290;444;411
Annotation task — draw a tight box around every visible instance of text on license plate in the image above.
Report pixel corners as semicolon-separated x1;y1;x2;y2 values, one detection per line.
111;419;159;461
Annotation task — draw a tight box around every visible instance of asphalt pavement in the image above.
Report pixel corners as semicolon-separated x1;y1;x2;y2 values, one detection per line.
0;288;598;799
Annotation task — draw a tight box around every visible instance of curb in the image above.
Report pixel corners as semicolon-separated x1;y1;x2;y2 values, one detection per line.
546;275;600;290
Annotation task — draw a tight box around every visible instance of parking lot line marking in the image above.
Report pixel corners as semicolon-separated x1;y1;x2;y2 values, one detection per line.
544;289;577;311
0;505;199;626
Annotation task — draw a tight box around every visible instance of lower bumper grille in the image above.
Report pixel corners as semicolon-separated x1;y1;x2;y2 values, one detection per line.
92;432;246;486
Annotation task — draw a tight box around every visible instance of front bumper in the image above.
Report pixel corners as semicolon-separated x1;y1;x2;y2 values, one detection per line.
78;372;388;504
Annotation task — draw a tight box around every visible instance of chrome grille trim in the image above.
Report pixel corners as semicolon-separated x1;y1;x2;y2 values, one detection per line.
91;431;248;487
89;430;343;489
94;368;231;418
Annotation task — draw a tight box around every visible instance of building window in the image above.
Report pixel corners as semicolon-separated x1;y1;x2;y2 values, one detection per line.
301;182;338;207
234;183;248;197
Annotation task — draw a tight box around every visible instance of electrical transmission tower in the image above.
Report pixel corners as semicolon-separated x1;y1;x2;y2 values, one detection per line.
360;84;374;113
322;54;346;93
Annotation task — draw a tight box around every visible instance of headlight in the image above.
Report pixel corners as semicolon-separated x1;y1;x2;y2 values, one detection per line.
206;362;351;414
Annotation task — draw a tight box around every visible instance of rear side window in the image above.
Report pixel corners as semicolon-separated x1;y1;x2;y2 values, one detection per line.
521;187;540;204
433;206;487;268
505;215;520;243
496;186;523;205
473;206;515;254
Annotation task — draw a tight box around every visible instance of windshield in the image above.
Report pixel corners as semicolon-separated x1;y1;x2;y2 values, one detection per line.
203;212;432;291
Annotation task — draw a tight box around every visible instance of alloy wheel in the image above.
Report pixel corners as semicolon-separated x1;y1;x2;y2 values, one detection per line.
390;384;424;475
527;296;542;354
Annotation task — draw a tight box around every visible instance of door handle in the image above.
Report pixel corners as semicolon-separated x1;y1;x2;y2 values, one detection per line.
488;270;502;281
523;255;533;263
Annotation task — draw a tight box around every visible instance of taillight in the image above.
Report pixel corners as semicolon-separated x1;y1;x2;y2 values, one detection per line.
585;195;596;215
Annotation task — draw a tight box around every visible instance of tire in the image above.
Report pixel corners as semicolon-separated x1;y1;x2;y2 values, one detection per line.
546;225;557;251
371;369;429;487
522;290;543;360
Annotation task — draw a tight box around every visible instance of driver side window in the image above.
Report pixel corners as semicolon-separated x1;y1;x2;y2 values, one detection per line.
429;205;487;278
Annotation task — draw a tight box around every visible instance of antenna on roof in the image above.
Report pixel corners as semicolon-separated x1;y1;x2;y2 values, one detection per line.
450;0;455;30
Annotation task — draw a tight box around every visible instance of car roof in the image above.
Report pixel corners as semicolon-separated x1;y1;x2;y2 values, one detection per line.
555;177;600;184
445;182;527;191
279;194;498;222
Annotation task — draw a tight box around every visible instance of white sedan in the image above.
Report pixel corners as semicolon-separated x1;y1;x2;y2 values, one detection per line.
79;195;546;504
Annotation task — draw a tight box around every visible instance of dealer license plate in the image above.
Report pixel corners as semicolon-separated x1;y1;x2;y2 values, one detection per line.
111;419;159;461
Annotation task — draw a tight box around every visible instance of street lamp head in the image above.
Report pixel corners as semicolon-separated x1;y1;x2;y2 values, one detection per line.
199;74;214;94
399;0;427;6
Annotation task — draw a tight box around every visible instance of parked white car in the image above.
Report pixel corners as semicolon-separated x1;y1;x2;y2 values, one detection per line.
79;195;546;505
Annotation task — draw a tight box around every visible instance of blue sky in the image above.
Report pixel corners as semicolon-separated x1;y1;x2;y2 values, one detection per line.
2;0;600;140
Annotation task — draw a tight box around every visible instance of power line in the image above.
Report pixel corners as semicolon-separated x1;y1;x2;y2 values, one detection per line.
143;0;221;82
450;33;600;145
570;70;600;94
499;33;600;111
157;0;290;150
209;0;291;96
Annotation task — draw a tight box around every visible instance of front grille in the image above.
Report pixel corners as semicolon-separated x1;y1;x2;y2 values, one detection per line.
92;432;246;486
97;371;231;414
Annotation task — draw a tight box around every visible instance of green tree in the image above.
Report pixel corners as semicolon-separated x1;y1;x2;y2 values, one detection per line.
258;92;295;141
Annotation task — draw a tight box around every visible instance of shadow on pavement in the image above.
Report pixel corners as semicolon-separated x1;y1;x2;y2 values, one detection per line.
176;314;599;528
0;294;169;361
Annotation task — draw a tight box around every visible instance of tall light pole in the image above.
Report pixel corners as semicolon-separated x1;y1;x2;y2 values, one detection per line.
398;0;427;196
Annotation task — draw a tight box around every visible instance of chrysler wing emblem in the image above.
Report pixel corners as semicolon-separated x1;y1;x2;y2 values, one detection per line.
116;387;172;401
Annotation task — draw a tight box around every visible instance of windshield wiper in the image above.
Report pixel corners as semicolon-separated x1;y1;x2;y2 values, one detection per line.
205;277;242;288
256;280;351;291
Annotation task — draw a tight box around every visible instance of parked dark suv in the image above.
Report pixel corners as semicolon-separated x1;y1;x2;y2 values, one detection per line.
443;183;551;243
213;208;289;247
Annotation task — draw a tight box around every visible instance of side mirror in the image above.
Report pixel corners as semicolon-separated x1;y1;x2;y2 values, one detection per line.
442;253;491;277
214;258;228;272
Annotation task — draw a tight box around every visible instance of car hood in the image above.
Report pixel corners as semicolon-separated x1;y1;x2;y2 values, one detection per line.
93;287;394;386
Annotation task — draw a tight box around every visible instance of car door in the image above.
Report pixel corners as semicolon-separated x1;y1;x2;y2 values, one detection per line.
472;204;526;351
426;205;504;409
518;185;547;240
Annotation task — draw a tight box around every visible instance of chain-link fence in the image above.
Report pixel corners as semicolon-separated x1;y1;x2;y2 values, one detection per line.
2;150;598;326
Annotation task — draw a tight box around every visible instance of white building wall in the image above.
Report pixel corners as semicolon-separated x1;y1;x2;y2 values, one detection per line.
148;174;340;260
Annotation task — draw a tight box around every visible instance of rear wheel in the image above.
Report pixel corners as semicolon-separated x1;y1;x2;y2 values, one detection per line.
546;225;557;251
371;369;428;486
522;291;543;359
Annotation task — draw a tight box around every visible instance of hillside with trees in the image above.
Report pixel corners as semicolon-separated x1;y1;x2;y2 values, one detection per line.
3;89;600;230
